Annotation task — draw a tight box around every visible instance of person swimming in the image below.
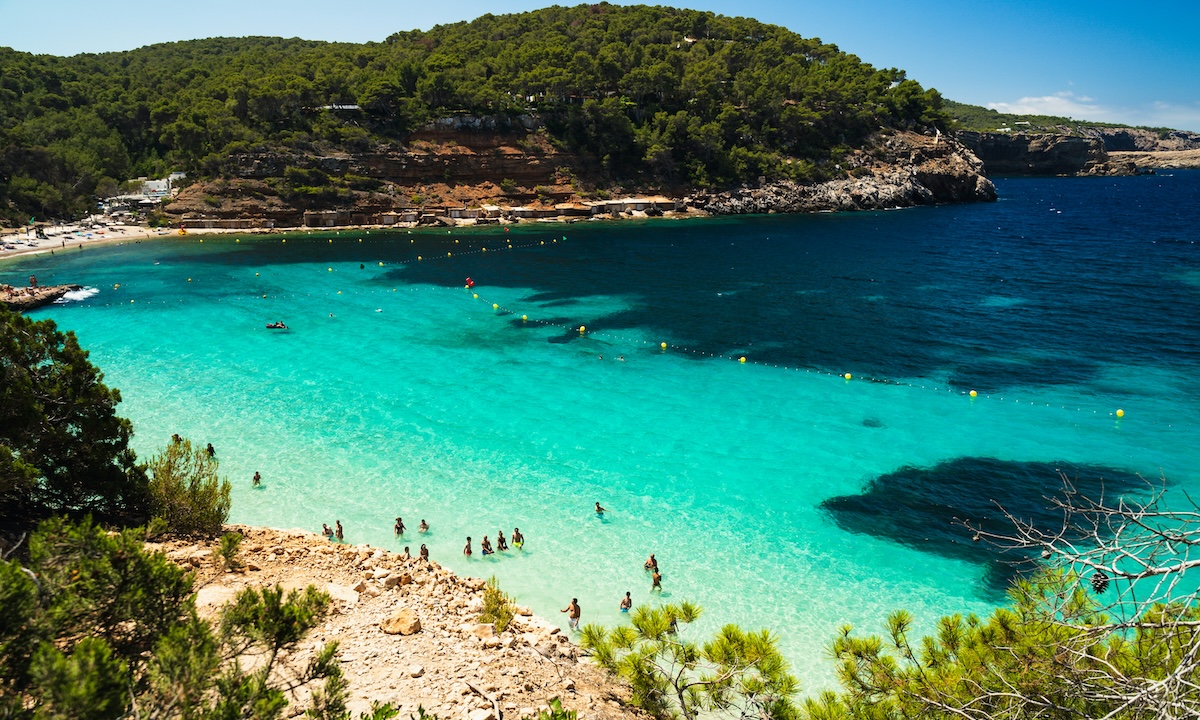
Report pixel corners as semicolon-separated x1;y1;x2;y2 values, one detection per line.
419;519;429;533
394;517;406;535
322;523;333;538
512;527;524;548
595;502;606;516
481;536;493;555
497;531;509;551
620;591;632;613
463;537;472;556
420;544;429;561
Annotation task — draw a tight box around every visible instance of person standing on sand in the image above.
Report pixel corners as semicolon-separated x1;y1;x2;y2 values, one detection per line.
394;517;406;535
512;528;524;548
464;537;473;556
420;544;429;561
620;591;632;613
561;598;581;631
335;520;344;541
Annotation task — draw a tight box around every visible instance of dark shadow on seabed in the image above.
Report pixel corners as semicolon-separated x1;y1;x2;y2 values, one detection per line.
821;457;1145;600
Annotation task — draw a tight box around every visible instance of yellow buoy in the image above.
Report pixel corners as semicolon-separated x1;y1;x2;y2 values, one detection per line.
328;267;332;272
114;284;120;289
236;238;240;243
521;315;528;321
473;293;479;299
492;303;499;310
262;294;267;298
337;291;342;295
739;356;746;363
282;239;286;243
448;252;452;257
969;390;977;397
358;238;362;242
482;247;487;252
329;239;333;243
187;278;192;283
844;373;852;380
255;272;260;277
417;256;422;261
579;325;586;334
199;239;203;243
1116;408;1125;418
661;342;668;350
455;239;459;243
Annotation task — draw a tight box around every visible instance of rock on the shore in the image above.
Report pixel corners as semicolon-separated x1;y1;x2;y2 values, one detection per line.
381;608;422;635
701;131;995;215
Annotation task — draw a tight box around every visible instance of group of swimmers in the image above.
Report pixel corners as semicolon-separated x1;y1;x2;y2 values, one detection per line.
560;555;664;633
463;527;525;556
322;520;345;541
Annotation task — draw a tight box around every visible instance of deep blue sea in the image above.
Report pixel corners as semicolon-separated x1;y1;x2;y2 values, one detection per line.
5;171;1200;688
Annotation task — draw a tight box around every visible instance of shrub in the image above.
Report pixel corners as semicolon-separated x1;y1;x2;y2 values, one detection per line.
212;531;243;570
146;438;231;537
499;178;517;194
478;576;515;633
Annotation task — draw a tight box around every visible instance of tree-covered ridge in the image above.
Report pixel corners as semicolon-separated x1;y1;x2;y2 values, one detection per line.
943;99;1168;135
0;3;952;223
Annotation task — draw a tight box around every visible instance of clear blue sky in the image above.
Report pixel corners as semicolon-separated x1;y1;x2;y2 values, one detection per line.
1;0;1197;131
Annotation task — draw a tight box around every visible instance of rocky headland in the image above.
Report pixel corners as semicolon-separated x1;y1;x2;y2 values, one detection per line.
1;283;82;311
153;525;643;720
958;127;1200;176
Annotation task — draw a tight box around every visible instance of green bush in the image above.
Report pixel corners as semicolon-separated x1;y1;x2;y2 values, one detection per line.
212;531;243;570
479;576;515;633
0;518;379;719
146;438;231;537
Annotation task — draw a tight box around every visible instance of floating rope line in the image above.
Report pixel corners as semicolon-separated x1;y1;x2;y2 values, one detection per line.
32;230;1183;429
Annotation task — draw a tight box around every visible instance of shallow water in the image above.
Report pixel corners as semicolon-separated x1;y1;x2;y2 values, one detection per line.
7;171;1200;689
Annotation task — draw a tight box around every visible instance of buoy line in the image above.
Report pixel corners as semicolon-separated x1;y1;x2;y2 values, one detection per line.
49;230;1159;427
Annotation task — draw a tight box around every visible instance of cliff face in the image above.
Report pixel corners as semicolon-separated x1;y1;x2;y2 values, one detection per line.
1082;127;1200;152
702;131;995;214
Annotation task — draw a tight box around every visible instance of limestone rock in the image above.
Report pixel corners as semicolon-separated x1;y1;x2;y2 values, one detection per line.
408;664;424;678
381;608;422;635
469;623;496;640
468;709;497;720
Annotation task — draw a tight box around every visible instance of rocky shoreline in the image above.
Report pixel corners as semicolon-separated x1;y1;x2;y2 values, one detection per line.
1;283;82;311
154;525;644;720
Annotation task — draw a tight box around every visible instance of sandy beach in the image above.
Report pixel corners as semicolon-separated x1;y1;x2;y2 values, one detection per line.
0;222;179;260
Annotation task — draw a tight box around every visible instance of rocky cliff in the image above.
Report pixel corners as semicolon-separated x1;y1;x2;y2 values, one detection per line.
956;131;1143;176
1081;127;1200;152
702;131;996;214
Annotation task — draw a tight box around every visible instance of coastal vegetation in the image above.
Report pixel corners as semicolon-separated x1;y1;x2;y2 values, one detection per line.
0;3;953;224
944;99;1170;135
581;602;800;720
146;438;232;537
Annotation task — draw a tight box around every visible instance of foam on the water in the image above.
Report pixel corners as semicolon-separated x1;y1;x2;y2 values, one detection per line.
5;171;1199;690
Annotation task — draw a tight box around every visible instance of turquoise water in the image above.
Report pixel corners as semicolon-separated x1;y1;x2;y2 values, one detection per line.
6;172;1200;689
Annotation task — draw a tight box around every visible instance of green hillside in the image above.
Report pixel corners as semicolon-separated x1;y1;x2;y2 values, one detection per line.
0;3;951;224
943;99;1167;135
